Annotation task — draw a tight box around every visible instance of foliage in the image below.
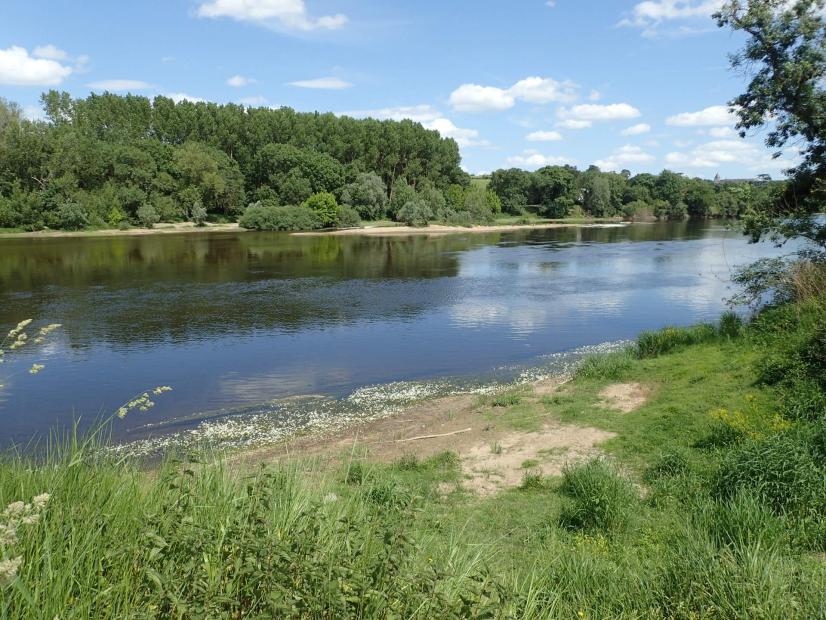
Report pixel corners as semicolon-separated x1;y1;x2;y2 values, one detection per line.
388;178;417;220
575;351;634;380
716;0;826;252
337;205;361;228
301;192;340;228
53;201;89;230
635;324;718;358
136;203;159;228
396;198;433;227
238;203;321;231
340;172;388;220
558;459;638;537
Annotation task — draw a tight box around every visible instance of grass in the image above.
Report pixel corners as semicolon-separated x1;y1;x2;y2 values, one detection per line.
1;302;825;616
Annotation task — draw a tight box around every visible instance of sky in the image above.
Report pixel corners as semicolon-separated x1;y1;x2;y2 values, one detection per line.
0;0;803;179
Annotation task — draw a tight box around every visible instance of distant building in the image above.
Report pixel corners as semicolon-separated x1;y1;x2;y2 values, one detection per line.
713;172;772;185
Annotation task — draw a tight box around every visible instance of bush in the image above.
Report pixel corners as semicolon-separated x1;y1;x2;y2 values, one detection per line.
337;205;361;228
714;430;826;524
301;192;340;227
442;209;473;227
636;324;717;358
491;392;522;407
191;201;208;226
397;198;433;227
340;172;387;220
136;203;160;228
238;203;321;231
575;351;634;380
54;201;89;230
558;459;638;536
718;310;743;338
0;195;21;228
621;200;654;221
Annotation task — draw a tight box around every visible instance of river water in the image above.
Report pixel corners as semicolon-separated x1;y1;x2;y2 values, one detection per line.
0;221;786;451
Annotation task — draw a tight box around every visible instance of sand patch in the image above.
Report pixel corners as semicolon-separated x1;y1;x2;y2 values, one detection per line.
599;383;650;413
460;422;615;496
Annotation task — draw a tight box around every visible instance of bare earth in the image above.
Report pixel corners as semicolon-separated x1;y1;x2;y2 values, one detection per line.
293;222;626;237
598;382;652;413
235;375;619;496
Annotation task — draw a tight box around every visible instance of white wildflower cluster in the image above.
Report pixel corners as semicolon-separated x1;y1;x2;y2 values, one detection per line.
0;492;50;588
116;386;173;419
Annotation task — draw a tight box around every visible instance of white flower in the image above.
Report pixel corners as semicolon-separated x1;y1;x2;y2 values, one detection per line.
0;556;22;587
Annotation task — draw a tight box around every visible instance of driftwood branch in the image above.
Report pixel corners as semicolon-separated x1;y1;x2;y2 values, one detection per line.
395;428;471;443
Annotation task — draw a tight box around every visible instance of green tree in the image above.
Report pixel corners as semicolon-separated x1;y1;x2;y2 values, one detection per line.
302;192;340;227
489;168;532;213
397;198;433;227
716;0;826;249
388;178;417;219
340;172;387;220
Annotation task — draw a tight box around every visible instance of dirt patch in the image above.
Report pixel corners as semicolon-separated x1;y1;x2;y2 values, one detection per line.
292;222;627;237
460;423;615;496
531;375;571;397
599;383;650;413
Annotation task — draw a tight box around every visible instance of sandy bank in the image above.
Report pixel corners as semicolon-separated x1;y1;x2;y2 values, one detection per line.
293;221;627;237
0;222;242;239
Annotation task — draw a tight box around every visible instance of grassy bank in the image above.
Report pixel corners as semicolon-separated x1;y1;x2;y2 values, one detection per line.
2;285;825;617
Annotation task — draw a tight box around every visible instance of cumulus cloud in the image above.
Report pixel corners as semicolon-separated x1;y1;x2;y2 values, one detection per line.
339;105;485;147
449;84;515;112
237;95;268;106
526;130;563;142
196;0;347;32
288;76;352;89
556;119;592;130
0;45;73;86
707;126;737;138
507;149;573;169
449;75;579;112
594;145;655;171
32;44;69;60
620;0;724;35
621;123;651;136
666;105;735;126
165;92;206;103
558;103;641;121
88;79;153;91
665;139;799;172
508;76;578;104
227;74;256;87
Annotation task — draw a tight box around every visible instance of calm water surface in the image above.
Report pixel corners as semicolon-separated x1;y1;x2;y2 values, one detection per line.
0;222;784;447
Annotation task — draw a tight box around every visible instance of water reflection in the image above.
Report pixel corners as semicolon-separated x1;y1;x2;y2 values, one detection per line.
0;221;786;445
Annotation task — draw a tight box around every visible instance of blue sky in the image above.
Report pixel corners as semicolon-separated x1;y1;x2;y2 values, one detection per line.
0;0;801;179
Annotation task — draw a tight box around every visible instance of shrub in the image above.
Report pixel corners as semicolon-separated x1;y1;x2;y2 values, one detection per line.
442;209;473;227
54;201;89;230
340;172;387;220
714;430;826;524
191;201;208;226
491;392;522;407
107;206;127;227
136;203;160;228
337;205;361;228
238;203;321;231
718;310;743;338
575;351;634;380
558;459;638;536
0;195;21;228
301;192;340;227
397;198;433;227
621;200;654;221
636;324;717;358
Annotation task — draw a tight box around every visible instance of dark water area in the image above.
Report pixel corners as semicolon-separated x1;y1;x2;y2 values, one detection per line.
0;221;788;448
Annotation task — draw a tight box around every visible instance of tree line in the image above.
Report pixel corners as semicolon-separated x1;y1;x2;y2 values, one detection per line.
0;90;789;233
487;165;782;221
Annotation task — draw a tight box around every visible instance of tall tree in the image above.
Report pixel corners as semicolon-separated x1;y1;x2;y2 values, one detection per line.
716;0;826;249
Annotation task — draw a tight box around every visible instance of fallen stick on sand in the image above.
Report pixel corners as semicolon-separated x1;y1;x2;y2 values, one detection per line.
395;428;472;442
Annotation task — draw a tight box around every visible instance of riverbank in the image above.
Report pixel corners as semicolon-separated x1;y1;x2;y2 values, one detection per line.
0;218;626;240
1;289;824;617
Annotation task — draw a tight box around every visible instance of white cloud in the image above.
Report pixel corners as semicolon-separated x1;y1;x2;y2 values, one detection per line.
288;76;352;89
32;44;68;60
237;95;268;106
341;104;441;123
707;126;737;138
621;1;724;35
666;105;734;126
594;144;655;171
196;0;347;31
339;104;484;147
449;84;515;112
526;130;563;142
424;118;486;147
449;75;580;112
507;149;573;169
88;79;153;91
556;119;592;129
589;89;601;101
227;74;256;87
165;92;206;103
665;139;799;172
621;122;651;136
508;76;578;104
558;103;641;121
0;46;73;86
